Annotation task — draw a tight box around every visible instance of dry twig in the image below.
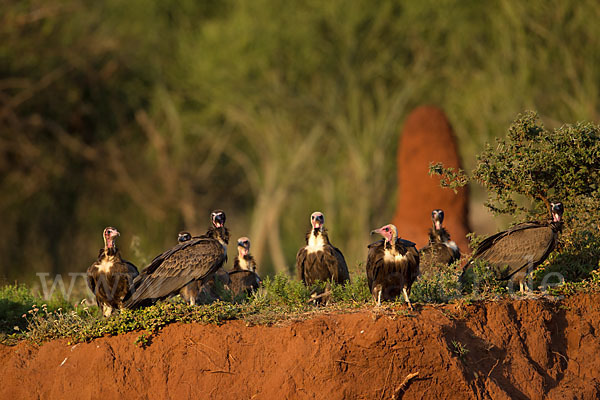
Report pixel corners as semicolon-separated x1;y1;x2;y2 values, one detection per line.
390;371;419;400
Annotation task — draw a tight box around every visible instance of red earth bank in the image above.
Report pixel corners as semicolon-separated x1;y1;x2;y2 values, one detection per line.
2;293;600;399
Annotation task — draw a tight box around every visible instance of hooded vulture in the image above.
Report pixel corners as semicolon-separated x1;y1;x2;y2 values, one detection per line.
419;209;460;271
295;212;350;286
229;237;262;297
461;202;564;292
367;224;420;309
87;227;139;317
124;210;228;308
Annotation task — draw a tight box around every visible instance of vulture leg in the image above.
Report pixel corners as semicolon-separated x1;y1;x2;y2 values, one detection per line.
519;280;531;293
403;287;413;311
190;297;196;306
377;290;382;306
102;304;114;318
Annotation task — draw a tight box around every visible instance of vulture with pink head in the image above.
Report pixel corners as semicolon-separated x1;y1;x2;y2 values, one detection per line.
367;224;420;309
87;227;139;317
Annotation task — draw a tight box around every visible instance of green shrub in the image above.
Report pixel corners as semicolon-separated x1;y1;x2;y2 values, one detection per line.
411;262;462;303
432;111;600;285
459;259;507;296
330;275;372;304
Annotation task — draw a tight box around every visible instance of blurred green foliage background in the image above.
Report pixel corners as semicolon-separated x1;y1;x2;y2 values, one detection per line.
1;0;599;283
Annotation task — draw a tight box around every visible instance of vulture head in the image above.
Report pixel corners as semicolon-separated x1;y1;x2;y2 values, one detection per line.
551;202;564;223
103;227;120;251
311;211;325;233
178;231;192;243
237;237;251;257
211;210;227;228
431;209;445;230
371;224;398;243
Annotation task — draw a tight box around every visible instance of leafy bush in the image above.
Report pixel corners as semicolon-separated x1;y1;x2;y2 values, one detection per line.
459;259;507;296
431;111;600;284
432;111;600;223
411;262;462;303
532;230;600;287
330;275;372;304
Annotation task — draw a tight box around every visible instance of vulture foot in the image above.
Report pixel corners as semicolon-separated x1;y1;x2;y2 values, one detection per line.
403;287;413;311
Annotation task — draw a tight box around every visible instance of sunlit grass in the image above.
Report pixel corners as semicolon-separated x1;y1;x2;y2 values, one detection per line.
3;264;600;346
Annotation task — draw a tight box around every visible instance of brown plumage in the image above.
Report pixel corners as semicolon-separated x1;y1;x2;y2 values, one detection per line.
87;227;139;317
419;209;460;271
295;212;350;286
367;224;420;309
176;212;232;305
229;237;261;297
461;202;564;292
125;211;228;308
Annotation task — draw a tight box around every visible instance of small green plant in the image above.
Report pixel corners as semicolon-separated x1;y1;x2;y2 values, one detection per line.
451;340;470;360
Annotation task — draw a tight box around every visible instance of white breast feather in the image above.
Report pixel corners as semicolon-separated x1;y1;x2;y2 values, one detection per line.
239;257;248;270
383;248;407;263
97;258;114;274
446;241;459;252
306;233;325;254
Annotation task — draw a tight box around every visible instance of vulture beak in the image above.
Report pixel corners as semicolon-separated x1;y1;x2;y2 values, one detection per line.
212;210;226;228
432;209;444;230
103;227;119;249
371;224;397;242
310;212;325;230
551;202;564;222
237;237;250;256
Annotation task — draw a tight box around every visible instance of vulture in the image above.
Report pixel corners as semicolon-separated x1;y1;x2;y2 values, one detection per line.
229;237;262;297
177;231;192;243
295;211;350;286
177;228;230;305
367;224;420;309
419;209;460;271
461;202;564;292
87;227;139;317
124;210;229;308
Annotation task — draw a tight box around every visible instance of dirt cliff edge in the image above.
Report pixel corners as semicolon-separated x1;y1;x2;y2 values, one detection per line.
2;293;599;399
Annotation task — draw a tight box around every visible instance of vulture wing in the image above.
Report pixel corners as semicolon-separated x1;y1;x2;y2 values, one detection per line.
125;238;226;308
229;270;261;296
473;224;556;279
366;239;385;292
330;246;350;283
86;264;98;303
295;247;308;282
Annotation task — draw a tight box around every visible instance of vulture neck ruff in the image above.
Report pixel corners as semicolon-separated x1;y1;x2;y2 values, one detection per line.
97;254;118;273
383;247;407;263
306;230;325;254
383;239;406;262
236;255;252;271
445;241;459;253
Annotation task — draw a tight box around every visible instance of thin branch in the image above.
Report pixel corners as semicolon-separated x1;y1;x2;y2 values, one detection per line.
391;372;419;400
